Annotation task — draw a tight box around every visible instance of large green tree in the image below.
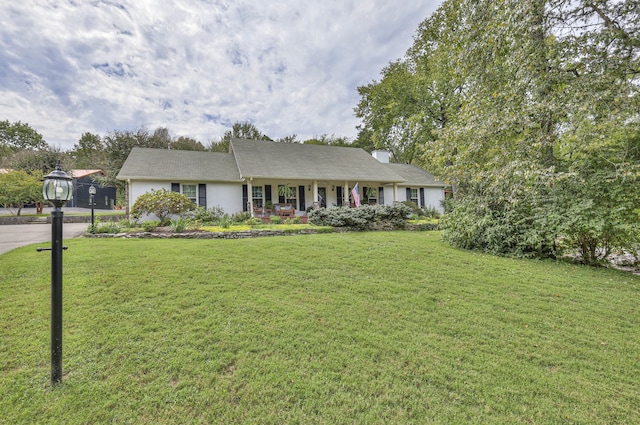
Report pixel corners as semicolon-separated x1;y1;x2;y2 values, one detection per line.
209;121;271;152
358;0;639;261
170;136;206;151
0;170;42;216
0;120;48;159
2;146;69;175
71;132;106;169
355;0;465;167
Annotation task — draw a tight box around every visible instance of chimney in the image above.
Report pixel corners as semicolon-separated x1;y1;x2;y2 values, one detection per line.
372;150;390;163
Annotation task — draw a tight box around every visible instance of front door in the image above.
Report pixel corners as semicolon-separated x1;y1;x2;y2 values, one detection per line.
318;187;327;208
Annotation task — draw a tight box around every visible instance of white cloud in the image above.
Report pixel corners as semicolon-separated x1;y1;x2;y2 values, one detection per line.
0;0;442;149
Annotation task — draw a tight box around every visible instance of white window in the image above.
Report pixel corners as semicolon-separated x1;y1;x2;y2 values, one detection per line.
252;186;263;208
410;188;419;204
182;184;197;203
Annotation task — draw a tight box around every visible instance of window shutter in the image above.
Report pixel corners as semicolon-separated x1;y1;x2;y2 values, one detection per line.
406;188;411;201
242;184;248;212
265;185;272;203
198;184;207;207
420;188;425;208
298;185;305;211
171;183;180;193
336;186;343;206
378;187;384;205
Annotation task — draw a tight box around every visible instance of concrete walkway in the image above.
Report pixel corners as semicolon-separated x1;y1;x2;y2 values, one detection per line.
0;223;89;255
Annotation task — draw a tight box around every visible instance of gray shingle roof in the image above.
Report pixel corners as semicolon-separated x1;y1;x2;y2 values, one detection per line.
116;142;446;187
117;148;241;181
384;163;447;187
230;139;405;183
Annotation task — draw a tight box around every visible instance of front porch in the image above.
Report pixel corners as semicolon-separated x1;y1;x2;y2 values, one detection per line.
245;179;401;218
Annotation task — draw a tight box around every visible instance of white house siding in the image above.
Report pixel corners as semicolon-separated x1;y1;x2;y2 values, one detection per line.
128;180;245;217
423;187;445;213
129;181;172;211
209;183;243;214
383;186;444;213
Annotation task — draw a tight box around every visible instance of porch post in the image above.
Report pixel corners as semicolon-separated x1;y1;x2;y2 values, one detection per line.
313;180;318;207
126;179;131;217
393;183;398;203
344;181;349;206
248;179;254;216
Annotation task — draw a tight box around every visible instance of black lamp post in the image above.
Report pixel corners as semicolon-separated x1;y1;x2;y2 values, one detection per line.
88;184;96;233
40;160;73;385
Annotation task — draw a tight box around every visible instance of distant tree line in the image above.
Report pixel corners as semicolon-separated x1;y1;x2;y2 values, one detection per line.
0;119;361;211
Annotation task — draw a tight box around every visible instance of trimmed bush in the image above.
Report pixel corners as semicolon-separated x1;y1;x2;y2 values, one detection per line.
170;217;192;233
308;203;411;230
269;215;282;224
131;189;196;222
192;206;225;224
142;220;161;232
231;211;251;223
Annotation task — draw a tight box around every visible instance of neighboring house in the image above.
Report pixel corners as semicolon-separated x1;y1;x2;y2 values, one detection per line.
69;170;117;209
117;138;448;217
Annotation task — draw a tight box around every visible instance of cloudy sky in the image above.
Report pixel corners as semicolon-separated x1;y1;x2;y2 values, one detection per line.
0;0;442;150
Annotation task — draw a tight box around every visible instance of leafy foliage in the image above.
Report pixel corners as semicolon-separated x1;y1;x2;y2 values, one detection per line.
0;120;47;159
0;170;42;215
308;203;411;230
191;206;226;224
170;217;192;233
210;121;271;152
71;132;106;169
130;189;196;223
358;0;640;261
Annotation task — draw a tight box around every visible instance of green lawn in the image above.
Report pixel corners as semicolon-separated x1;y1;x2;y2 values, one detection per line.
1;232;638;424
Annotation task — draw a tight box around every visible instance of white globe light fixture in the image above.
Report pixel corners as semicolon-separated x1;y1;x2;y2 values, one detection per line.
43;161;73;208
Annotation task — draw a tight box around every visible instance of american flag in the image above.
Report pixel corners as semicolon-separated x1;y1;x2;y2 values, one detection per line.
351;183;361;207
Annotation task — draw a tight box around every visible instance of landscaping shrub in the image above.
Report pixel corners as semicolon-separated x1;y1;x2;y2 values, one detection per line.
131;189;196;222
440;183;562;259
402;201;424;217
170;217;192;233
231;211;250;223
285;217;302;225
192;206;225;224
269;215;282;224
142;220;160;232
117;219;139;230
246;217;263;226
423;205;441;219
308;203;411;230
92;220;121;234
219;216;231;229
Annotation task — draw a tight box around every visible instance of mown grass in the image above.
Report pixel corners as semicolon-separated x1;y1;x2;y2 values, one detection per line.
1;232;638;424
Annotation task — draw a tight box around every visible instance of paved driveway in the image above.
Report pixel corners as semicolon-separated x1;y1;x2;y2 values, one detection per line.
0;223;89;255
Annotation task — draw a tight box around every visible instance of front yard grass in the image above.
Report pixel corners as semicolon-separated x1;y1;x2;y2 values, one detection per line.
1;231;638;423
